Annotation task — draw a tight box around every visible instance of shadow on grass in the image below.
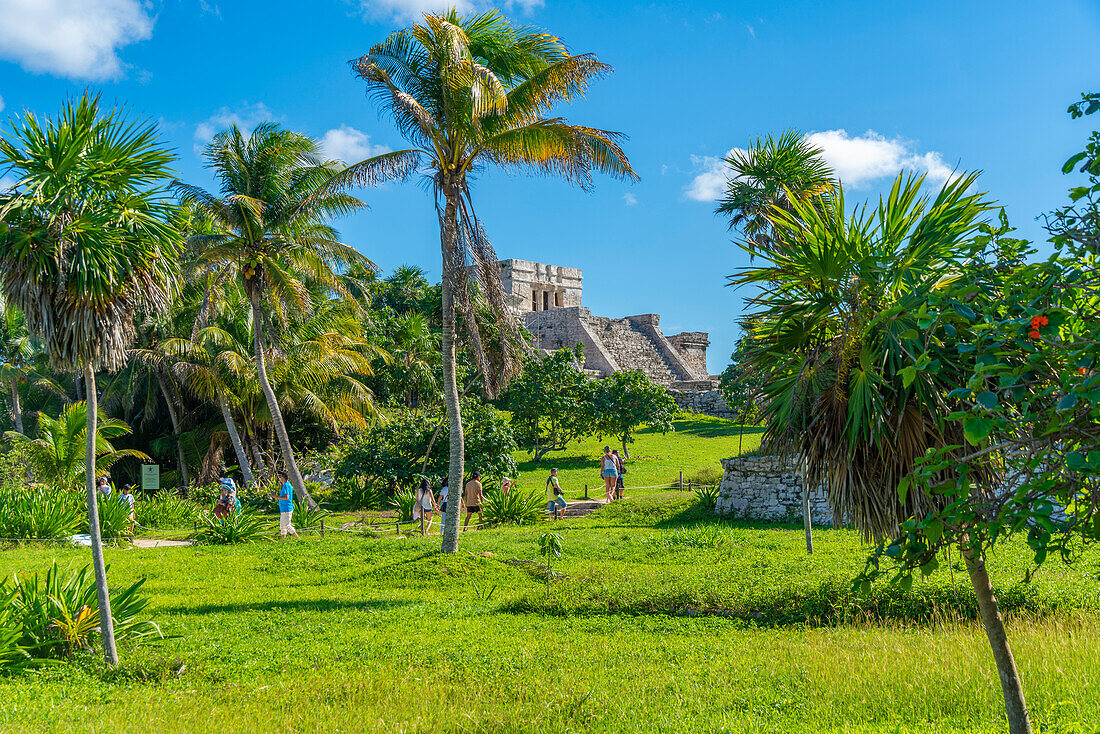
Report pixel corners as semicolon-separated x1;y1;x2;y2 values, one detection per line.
643;419;764;439
161;597;415;616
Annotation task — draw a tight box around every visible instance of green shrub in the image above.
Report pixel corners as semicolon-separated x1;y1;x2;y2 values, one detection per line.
1;562;162;663
483;485;545;526
670;466;723;490
135;492;203;530
195;511;267;544
292;501;332;531
388;488;417;522
692;484;720;510
97;496;134;541
0;590;35;672
0;486;82;540
330;477;387;511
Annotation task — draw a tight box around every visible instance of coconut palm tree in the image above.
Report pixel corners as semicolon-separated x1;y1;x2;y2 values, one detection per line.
734;172;1034;732
5;402;149;491
172;123;371;508
0;94;178;665
389;312;440;409
716;130;836;256
348;9;637;552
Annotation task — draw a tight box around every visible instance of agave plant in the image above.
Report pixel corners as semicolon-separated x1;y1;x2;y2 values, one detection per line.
483;485;545;526
0;485;83;540
195;510;267;544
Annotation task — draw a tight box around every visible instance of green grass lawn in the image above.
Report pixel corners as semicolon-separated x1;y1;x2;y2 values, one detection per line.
507;414;763;500
1;482;1099;733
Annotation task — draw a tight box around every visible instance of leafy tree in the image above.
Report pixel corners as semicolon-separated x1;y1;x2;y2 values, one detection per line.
5;402;149;492
852;94;1100;734
589;369;676;458
716;130;835;256
507;348;592;461
335;398;516;493
0;298;62;435
348;9;636;553
173;123;371;509
717;328;764;424
0;94;178;665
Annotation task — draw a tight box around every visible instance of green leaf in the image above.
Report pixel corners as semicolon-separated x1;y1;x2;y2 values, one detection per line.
1062;151;1087;173
925;519;944;544
899;329;918;340
1057;393;1079;412
976;391;998;410
897;477;911;505
963;416;993;446
900;366;917;388
948;387;972;399
952;303;976;321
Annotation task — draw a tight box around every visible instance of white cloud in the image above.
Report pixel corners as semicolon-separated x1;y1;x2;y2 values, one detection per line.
320;125;390;164
684;148;739;202
0;93;4;113
806;129;957;189
0;174;16;191
0;0;154;80
355;0;542;22
193;103;276;154
622;192;637;206
684;131;958;201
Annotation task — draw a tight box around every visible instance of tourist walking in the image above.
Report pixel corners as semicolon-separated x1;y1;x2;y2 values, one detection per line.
600;447;618;501
612;449;626;500
273;471;299;539
414;477;435;533
120;484;136;534
96;476;111;499
546;468;567;520
463;471;484;530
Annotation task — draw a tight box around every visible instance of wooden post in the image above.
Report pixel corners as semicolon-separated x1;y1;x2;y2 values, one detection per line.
802;485;813;554
193;521;197;533
679;471;683;491
395;521;400;535
420;515;426;534
320;518;325;539
584;483;588;499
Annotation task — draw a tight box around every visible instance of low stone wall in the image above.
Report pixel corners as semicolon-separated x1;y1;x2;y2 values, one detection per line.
667;386;736;419
716;456;834;525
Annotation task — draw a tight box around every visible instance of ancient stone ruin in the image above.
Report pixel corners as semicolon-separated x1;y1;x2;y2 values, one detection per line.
715;456;834;525
495;259;734;418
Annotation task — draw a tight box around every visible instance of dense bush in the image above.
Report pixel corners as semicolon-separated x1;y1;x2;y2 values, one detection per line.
335;399;516;491
329;477;387;511
483;485;545;526
0;486;83;540
0;562;161;668
195;511;267;544
97;495;134;541
388;488;418;522
135;492;203;530
292;501;331;531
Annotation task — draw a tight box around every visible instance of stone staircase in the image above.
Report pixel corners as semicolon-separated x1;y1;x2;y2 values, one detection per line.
591;318;682;384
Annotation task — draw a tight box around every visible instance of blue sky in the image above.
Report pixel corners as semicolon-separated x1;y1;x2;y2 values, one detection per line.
2;0;1098;372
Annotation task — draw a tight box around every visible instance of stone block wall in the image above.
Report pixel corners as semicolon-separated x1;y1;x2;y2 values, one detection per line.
716;456;834;525
667;331;709;377
667;387;736;419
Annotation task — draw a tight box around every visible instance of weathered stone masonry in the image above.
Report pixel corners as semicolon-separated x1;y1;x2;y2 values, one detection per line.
716;456;834;525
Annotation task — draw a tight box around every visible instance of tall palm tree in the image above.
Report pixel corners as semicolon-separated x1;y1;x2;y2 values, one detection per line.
716;130;836;256
389;312;440;409
348;9;637;553
0;297;63;435
0;94;178;665
173;123;370;508
733;173;1034;732
5;402;149;491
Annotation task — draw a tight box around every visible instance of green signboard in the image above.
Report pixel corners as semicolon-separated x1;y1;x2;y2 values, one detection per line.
141;464;160;491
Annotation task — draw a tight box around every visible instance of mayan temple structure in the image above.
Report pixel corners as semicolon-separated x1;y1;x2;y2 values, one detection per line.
491;259;733;418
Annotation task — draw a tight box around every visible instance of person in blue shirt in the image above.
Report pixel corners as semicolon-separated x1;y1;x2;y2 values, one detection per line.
273;471;298;539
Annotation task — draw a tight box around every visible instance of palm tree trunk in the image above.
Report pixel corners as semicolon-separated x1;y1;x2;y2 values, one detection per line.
440;190;464;555
963;541;1031;734
83;363;118;666
218;393;254;486
8;380;23;434
249;290;315;509
155;373;191;488
802;485;813;554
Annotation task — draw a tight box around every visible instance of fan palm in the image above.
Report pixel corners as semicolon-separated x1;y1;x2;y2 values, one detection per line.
173;123;371;508
0;297;63;435
348;9;636;552
717;130;835;256
0;94;178;665
5;402;149;491
389;312;440;409
733;173;1033;732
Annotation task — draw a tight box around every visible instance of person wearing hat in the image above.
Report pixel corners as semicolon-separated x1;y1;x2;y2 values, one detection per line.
600;446;619;502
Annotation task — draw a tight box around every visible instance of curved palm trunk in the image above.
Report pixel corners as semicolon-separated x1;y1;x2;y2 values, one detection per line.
249;290;315;508
155;373;191;488
218;393;254;486
8;380;23;434
440;191;464;554
963;541;1032;734
84;363;118;666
